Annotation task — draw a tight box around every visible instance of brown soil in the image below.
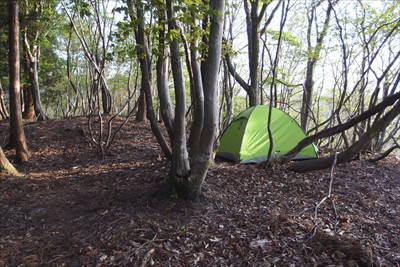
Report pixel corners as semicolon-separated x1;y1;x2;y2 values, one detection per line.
0;116;399;266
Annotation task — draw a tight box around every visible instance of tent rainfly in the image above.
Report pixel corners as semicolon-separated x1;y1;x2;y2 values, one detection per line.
216;105;318;163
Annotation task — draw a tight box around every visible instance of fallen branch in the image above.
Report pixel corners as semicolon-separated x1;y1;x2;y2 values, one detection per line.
281;91;400;163
288;99;400;172
368;137;400;162
307;152;338;239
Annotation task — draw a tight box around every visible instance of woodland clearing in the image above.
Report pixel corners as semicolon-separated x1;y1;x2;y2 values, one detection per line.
0;116;399;266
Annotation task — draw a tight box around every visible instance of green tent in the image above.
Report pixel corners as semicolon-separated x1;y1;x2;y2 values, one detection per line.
216;105;318;163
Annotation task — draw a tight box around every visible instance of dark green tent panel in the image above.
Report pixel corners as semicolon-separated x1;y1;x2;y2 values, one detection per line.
216;105;318;163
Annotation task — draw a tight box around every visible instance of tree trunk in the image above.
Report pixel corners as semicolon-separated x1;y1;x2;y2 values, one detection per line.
288;99;400;173
188;16;205;162
128;0;171;159
0;80;9;120
300;0;332;131
225;1;280;107
22;85;35;120
135;89;146;121
173;0;225;201
245;0;263;106
220;60;234;130
22;3;48;122
281;91;400;163
156;7;174;139
8;0;29;163
166;0;190;179
300;60;315;130
0;147;21;176
26;58;48;120
100;81;112;115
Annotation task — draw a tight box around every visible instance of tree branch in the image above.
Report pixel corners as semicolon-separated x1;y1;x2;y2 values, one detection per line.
224;53;250;94
281;91;400;163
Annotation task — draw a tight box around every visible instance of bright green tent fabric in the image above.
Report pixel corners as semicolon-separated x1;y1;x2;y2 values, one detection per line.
217;105;318;163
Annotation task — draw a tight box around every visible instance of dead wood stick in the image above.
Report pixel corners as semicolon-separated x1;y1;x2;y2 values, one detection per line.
140;248;155;267
128;234;158;259
308;152;338;238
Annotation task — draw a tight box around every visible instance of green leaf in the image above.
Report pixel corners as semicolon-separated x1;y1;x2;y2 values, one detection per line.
167;29;182;42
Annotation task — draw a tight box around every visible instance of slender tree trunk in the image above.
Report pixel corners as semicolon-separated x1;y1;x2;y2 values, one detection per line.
301;60;315;129
135;90;146;121
225;1;281;107
22;0;48;121
128;0;171;158
26;58;48;120
8;0;29;163
188;15;205;162
300;0;332;131
0;80;9;120
244;0;267;106
66;23;82;116
166;0;190;179
281;91;400;163
0;147;21;176
221;61;234;130
289;99;400;173
22;85;35;120
156;6;174;139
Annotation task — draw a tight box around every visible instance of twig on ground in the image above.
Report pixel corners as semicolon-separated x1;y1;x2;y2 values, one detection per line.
307;152;339;239
140;248;155;267
129;234;159;258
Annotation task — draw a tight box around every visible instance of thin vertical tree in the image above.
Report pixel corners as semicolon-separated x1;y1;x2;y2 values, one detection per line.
8;0;29;163
225;0;283;107
21;0;53;121
300;0;334;131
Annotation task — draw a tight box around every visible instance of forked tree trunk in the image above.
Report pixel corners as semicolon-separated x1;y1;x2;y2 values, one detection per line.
8;0;29;163
171;0;225;201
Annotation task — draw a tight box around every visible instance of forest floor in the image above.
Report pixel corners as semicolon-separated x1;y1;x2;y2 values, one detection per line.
0;116;399;267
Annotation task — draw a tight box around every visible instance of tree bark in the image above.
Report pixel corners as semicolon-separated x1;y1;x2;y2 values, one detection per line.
166;0;190;180
188;16;205;162
300;0;332;130
22;85;35;120
225;0;281;107
135;90;146;121
281;91;400;163
155;6;174;139
8;0;29;163
288;99;400;173
22;0;48;121
174;0;225;201
0;147;21;176
0;80;9;120
127;0;172;159
25;57;48;120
